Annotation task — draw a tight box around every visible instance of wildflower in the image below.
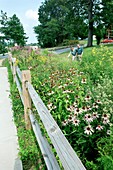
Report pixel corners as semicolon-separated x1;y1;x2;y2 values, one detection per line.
103;119;110;124
84;114;93;123
102;113;110;120
74;107;82;114
96;99;102;104
82;106;87;112
92;112;99;119
47;102;52;109
72;119;80;126
68;115;73;122
86;106;92;111
48;91;55;96
85;95;91;101
58;85;63;89
84;125;94;135
92;103;99;108
96;125;103;131
81;78;87;84
62;120;68;126
107;130;111;135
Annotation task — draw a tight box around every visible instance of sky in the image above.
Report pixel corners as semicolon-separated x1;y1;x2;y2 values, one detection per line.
0;0;45;44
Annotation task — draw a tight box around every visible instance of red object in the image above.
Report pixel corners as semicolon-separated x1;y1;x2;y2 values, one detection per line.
101;39;113;43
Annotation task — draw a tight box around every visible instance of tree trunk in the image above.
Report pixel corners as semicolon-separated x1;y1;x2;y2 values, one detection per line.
87;0;93;47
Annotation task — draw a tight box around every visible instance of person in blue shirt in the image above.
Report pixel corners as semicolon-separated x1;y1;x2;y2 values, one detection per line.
68;47;76;60
76;44;83;61
68;44;83;61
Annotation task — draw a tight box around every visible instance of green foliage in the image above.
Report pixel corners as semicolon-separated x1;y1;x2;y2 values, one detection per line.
0;11;27;46
34;0;88;47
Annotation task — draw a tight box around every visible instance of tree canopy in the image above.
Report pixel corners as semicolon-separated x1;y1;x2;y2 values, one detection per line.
34;0;113;47
0;11;27;46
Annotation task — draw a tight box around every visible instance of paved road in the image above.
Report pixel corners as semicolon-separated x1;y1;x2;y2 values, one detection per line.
0;53;8;59
54;45;85;54
54;47;70;54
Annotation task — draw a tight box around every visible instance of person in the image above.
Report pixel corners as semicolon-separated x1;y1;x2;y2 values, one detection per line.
68;44;83;61
76;44;83;61
67;47;77;61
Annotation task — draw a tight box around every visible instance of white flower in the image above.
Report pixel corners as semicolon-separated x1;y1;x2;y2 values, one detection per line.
84;125;94;135
92;112;99;119
72;119;80;126
96;99;102;104
62;120;68;126
96;125;103;131
81;78;87;84
84;114;93;123
85;95;91;101
103;119;110;124
107;130;111;135
74;107;82;114
102;113;110;120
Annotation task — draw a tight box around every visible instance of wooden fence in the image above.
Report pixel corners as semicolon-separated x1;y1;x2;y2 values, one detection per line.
8;53;86;170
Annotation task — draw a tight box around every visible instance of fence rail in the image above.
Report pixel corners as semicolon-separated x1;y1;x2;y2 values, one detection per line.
8;53;86;170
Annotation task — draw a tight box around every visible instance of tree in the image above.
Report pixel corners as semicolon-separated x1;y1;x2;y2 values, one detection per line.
0;11;27;46
35;0;113;47
34;0;88;47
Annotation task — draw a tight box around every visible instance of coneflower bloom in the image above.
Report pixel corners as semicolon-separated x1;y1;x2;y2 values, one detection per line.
85;95;91;101
92;112;99;119
62;120;68;126
96;125;103;131
82;106;87;112
103;119;110;124
68;115;73;122
84;125;94;135
107;130;111;135
102;113;110;120
96;99;102;104
72;119;80;126
92;103;99;108
81;78;87;84
74;107;82;114
84;114;93;123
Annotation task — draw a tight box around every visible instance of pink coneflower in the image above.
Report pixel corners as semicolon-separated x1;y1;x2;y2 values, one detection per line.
81;78;87;84
92;103;99;108
92;112;99;119
72;119;80;126
84;125;94;135
62;120;68;126
74;107;82;114
96;99;102;104
84;114;93;123
107;130;111;135
103;119;110;124
68;115;73;122
85;95;91;101
86;106;92;111
96;125;103;131
102;113;110;120
82;106;87;112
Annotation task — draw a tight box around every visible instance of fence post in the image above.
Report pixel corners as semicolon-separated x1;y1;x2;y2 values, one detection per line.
12;57;16;82
22;70;31;130
8;52;13;71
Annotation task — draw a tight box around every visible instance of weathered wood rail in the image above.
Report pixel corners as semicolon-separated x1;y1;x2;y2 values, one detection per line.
8;52;86;170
